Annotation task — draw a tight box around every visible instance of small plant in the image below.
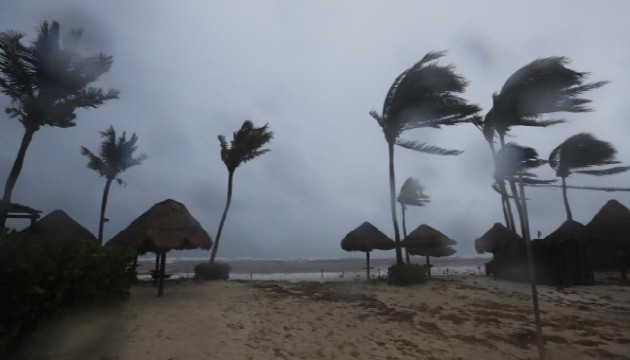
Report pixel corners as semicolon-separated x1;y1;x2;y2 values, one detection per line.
387;263;427;286
194;262;231;280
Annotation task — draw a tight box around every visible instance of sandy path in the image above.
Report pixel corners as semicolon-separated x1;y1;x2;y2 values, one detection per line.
25;276;630;360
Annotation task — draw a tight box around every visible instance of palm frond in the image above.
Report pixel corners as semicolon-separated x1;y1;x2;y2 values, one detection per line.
549;133;622;178
397;177;431;207
219;120;273;172
527;184;630;192
82;126;146;179
396;139;462;156
495;142;546;179
575;166;630;176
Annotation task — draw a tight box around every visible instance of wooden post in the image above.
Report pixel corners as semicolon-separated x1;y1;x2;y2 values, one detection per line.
366;251;371;280
158;250;166;297
518;176;545;360
153;252;160;287
425;255;431;279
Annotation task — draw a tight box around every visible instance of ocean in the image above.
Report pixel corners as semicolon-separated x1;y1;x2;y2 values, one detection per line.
135;256;491;281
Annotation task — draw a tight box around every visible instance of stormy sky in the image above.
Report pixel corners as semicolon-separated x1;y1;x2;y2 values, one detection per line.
1;1;629;259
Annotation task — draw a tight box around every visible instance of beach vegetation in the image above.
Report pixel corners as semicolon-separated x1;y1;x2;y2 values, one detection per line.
0;20;119;230
370;51;479;265
81;126;147;244
210;120;273;262
0;231;134;357
194;262;231;280
387;263;427;286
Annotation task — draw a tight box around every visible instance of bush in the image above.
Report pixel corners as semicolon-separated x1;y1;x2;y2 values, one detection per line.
0;231;134;357
387;263;427;286
194;262;231;280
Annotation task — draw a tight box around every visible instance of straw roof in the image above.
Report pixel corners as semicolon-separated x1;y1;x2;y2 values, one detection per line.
107;199;213;252
474;223;521;254
543;220;585;242
401;224;456;258
23;209;96;241
341;221;395;252
407;245;456;257
584;199;630;235
401;224;456;248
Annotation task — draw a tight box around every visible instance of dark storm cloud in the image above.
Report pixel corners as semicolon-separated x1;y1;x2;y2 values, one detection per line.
2;1;630;259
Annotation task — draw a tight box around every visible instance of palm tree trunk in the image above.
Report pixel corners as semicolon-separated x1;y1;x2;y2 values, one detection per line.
497;134;519;232
387;142;403;265
401;204;411;264
561;177;572;221
486;138;515;231
97;178;113;245
210;170;234;263
0;128;35;229
425;255;431;279
509;179;526;237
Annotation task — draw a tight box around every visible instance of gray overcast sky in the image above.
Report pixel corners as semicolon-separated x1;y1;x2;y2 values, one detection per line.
1;1;630;259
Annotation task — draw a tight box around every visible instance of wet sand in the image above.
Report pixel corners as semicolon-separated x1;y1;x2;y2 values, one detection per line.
25;275;630;360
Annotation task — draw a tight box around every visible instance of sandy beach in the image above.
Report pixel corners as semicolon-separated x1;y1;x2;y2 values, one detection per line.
24;275;630;360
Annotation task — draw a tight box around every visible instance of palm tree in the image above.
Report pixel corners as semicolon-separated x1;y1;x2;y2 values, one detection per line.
210;120;273;263
549;133;629;221
81;127;147;244
0;21;118;229
397;177;430;264
370;51;480;265
484;56;607;230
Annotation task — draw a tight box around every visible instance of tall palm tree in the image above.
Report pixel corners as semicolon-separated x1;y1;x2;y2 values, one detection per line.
370;51;480;265
81;127;147;244
210;120;273;263
549;133;629;221
484;57;607;230
397;177;430;264
0;21;118;229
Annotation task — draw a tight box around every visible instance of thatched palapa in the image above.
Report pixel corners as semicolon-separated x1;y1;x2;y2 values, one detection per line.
107;199;212;296
532;220;593;286
341;222;395;279
107;199;213;253
401;224;456;278
22;209;96;242
474;223;519;255
0;200;41;228
582;199;630;271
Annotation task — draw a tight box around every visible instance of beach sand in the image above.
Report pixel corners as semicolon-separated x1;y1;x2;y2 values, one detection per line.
25;276;630;360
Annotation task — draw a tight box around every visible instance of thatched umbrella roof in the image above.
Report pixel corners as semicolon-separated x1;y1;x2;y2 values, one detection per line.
22;209;96;241
543;220;585;242
107;199;213;253
407;245;456;257
584;199;630;235
401;224;456;248
341;222;395;252
475;223;521;254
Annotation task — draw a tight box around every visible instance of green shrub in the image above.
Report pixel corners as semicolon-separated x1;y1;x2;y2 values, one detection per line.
0;231;134;357
387;263;427;286
194;262;231;280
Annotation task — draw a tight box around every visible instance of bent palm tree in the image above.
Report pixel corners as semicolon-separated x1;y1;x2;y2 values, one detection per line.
81;127;147;244
397;177;430;263
0;21;118;229
549;133;629;221
371;51;479;265
210;120;273;262
484;57;607;230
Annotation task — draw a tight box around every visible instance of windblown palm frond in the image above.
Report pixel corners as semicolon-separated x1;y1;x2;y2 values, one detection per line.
219;120;273;172
494;143;546;180
81;126;147;180
397;177;430;208
549;133;626;178
487;57;607;137
373;50;480;144
396;139;462;156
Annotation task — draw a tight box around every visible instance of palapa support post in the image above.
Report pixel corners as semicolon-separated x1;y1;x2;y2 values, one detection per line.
366;251;371;280
153;252;160;287
158;250;166;297
425;255;431;279
518;176;545;360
